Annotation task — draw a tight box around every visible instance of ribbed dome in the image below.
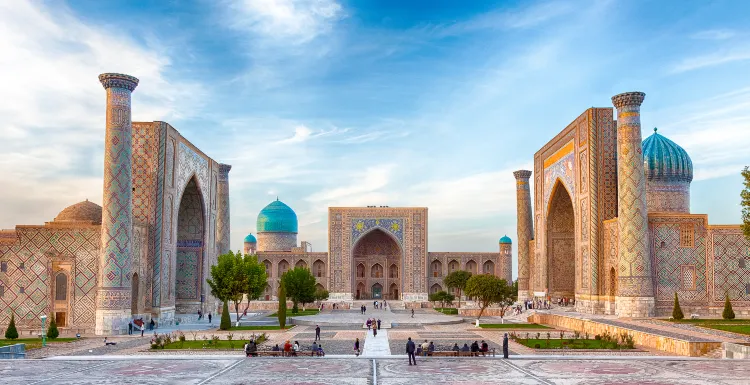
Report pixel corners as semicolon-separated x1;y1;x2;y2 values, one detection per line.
499;235;512;244
244;233;257;243
54;200;102;224
257;199;298;233
642;128;693;183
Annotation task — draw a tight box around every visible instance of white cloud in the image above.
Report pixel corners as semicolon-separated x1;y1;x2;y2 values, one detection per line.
670;48;750;73
0;1;204;229
691;29;736;40
223;0;344;44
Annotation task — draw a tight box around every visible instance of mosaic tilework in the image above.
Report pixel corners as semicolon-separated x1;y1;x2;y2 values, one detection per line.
216;164;231;255
652;220;708;304
351;218;404;246
513;170;533;299
176;249;201;300
612;92;654;300
151;123;167;308
712;228;750;303
176;178;204;302
353;229;401;299
647;181;690;213
543;149;576;213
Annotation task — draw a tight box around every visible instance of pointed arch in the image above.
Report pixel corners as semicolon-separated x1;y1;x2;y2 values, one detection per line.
466;260;477;275
278;259;290;277
448;259;459;273
313;259;326;278
430;283;442;294
295;260;308;269
483;260;495;275
175;175;205;312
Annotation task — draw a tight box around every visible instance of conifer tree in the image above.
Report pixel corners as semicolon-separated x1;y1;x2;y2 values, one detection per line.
723;294;736;320
671;292;684;320
4;313;18;340
219;301;231;330
277;285;287;329
46;313;59;339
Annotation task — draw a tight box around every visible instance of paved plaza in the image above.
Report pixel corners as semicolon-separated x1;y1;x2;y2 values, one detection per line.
2;356;748;384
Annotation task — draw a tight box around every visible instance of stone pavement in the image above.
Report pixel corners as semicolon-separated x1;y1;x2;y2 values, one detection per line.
362;328;391;357
4;356;749;384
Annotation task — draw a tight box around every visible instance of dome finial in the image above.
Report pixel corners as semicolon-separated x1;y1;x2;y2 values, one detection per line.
654;127;658;133
276;196;279;201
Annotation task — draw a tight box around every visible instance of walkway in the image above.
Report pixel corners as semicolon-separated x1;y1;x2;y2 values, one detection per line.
362;328;391;357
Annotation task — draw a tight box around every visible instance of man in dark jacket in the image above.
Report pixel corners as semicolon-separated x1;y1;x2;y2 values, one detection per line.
315;325;321;341
406;337;416;365
503;333;509;358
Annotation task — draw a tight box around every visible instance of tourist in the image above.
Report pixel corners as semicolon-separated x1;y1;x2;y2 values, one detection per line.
318;344;325;356
283;340;292;356
460;343;470;352
198;310;202;320
104;337;116;346
471;341;479;356
406;337;416;366
149;318;155;330
128;321;133;335
411;309;414;318
421;340;429;356
293;341;300;356
373;300;377;309
452;343;460;352
480;340;489;356
140;325;144;337
373;326;377;337
312;341;319;356
503;333;509;359
272;344;280;352
208;313;212;324
428;341;435;356
366;319;372;330
377;318;381;330
315;325;321;341
363;305;367;314
354;338;360;356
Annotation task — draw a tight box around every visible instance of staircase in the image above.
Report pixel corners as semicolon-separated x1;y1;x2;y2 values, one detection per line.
702;346;724;359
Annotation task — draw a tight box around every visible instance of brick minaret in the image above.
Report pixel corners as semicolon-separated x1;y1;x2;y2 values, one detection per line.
216;164;232;256
96;73;139;335
611;91;655;317
513;170;533;301
498;237;513;284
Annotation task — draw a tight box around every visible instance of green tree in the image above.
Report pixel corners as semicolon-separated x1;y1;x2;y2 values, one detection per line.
206;251;246;325
741;166;750;241
494;279;516;320
4;312;18;340
281;267;317;313
277;285;287;329
672;292;684;320
239;254;268;317
428;290;455;309
219;300;231;330
314;288;329;305
465;274;514;319
444;270;472;308
46;313;59;339
723;294;736;320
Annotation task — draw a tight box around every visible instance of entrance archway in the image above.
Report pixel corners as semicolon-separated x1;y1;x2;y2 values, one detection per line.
546;181;575;299
352;229;402;300
176;177;205;313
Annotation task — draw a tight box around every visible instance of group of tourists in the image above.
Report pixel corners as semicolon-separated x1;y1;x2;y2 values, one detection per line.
128;318;154;336
404;334;509;364
268;340;325;356
197;310;213;323
365;318;381;331
524;299;550;310
373;300;387;310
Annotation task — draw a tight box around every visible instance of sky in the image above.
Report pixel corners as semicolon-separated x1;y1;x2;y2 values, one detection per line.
1;0;749;279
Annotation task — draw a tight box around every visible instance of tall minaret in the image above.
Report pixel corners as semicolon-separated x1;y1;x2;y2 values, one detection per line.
498;236;513;284
611;91;655;317
95;73;139;335
513;170;533;301
216;164;232;256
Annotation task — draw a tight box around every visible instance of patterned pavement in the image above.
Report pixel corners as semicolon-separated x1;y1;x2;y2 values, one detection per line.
3;357;748;385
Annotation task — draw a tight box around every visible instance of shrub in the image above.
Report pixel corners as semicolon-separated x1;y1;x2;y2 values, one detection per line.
46;313;59;340
594;334;601;340
220;301;231;330
212;334;220;347
4;313;18;340
534;343;541;349
227;333;235;349
178;332;186;348
723;294;736;320
672;292;684;320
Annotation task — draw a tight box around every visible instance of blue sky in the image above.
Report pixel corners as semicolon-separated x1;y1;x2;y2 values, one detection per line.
1;0;749;279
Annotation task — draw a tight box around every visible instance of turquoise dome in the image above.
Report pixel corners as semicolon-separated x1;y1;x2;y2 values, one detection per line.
499;235;512;244
257;199;298;233
642;128;693;183
243;233;257;243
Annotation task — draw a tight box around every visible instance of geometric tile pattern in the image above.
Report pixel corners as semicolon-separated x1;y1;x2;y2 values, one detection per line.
652;220;707;304
547;184;575;297
513;170;533;299
543;150;576;213
612;92;654;299
712;228;750;303
351;218;404;246
216;164;231;256
352;229;401;300
176;178;204;302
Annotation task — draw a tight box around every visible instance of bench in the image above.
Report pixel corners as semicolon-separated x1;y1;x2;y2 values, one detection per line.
255;350;283;357
421;348;496;358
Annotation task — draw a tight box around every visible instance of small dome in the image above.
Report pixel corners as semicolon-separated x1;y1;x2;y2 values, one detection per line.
642;128;693;183
54;200;102;224
257;199;298;233
499;235;512;244
244;233;257;243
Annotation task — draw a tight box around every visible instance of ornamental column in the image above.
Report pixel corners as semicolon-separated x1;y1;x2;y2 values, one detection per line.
498;238;513;284
95;73;139;335
611;91;655;317
513;170;533;301
216;164;232;256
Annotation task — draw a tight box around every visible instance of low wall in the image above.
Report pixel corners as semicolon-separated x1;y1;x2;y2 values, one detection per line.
0;343;25;359
529;313;721;357
723;342;750;359
458;308;509;317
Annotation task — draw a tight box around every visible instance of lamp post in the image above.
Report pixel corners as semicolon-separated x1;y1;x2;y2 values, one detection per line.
40;315;47;347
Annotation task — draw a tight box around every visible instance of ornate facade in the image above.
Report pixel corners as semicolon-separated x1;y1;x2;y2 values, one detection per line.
518;91;750;317
0;73;227;334
249;204;511;302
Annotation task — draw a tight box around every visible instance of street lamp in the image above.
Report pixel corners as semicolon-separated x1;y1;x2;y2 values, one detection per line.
40;315;47;347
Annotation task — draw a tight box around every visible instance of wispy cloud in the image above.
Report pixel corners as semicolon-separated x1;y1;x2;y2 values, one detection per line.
691;29;736;40
670;48;750;73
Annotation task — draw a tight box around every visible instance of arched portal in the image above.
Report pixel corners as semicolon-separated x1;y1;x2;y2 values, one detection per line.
430;283;442;294
431;260;443;277
313;260;326;278
372;283;383;299
131;273;140;315
176;177;205;313
546;181;575;299
53;272;69;327
352;229;402;300
389;283;398;299
609;267;617;297
448;260;459;273
278;260;289;277
356;282;365;300
466;260;477;275
295;260;308;269
483;260;495;275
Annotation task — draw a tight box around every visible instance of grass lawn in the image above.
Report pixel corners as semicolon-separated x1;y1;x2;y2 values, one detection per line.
434;308;458;315
269;309;319;317
515;338;624;349
662;318;750;324
699;324;750;336
0;338;77;350
229;325;295;331
479;323;552;329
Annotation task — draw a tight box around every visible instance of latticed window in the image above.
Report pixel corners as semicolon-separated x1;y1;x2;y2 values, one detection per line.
680;265;696;291
680;224;694;248
19;286;25;294
55;273;68;301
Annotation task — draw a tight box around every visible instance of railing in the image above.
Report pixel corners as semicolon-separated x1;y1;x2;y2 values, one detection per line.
0;344;26;359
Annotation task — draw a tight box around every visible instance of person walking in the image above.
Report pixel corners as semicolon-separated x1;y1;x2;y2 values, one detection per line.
377;318;381;330
406;337;416;366
411;308;414;318
208;313;212;324
503;333;509;359
354;338;360;356
315;325;321;341
128;321;133;335
373;326;377;337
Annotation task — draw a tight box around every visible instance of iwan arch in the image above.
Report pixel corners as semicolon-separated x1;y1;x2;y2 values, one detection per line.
515;92;750;318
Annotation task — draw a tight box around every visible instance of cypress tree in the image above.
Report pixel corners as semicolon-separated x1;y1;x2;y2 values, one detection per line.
219;301;231;330
723;294;736;320
672;292;684;320
46;313;59;339
277;285;287;329
4;313;18;340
